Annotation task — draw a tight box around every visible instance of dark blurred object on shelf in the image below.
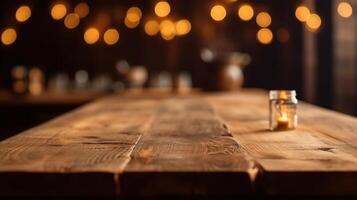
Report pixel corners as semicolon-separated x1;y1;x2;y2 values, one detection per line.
203;51;251;91
11;66;28;95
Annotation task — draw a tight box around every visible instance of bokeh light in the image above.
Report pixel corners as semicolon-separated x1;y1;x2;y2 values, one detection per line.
155;1;171;18
160;19;176;40
257;28;273;45
238;4;254;21
64;13;80;29
306;13;321;31
337;2;353;18
210;5;226;21
124;17;140;29
126;7;142;23
1;28;17;46
144;20;160;36
104;28;120;45
75;2;90;18
84;28;100;44
295;6;310;22
175;19;191;36
256;12;271;27
51;4;67;20
16;5;31;22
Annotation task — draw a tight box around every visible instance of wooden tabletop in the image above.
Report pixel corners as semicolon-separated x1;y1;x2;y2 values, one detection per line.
0;89;356;198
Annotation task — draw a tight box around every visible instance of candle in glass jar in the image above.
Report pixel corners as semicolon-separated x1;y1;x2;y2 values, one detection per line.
277;113;289;129
269;90;298;131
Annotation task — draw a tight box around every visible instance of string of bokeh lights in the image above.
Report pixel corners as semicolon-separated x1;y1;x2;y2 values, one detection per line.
0;1;354;46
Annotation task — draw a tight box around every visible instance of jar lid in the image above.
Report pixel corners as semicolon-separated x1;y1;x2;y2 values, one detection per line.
269;90;296;100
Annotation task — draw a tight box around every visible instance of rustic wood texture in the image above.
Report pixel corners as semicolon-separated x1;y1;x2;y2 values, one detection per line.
0;95;160;197
207;90;357;196
0;89;356;197
122;98;255;196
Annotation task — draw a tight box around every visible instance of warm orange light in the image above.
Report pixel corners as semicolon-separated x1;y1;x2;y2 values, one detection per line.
144;20;160;36
1;28;17;46
175;19;191;36
295;6;310;22
104;28;119;45
257;28;273;45
210;5;226;21
337;2;353;18
84;28;99;44
127;7;142;23
75;2;90;18
160;19;175;40
306;13;321;31
16;6;31;22
256;12;271;27
51;4;67;20
155;1;171;17
64;13;80;29
124;17;140;29
238;4;254;21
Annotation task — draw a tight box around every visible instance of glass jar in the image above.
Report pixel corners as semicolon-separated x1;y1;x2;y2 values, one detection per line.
269;90;298;131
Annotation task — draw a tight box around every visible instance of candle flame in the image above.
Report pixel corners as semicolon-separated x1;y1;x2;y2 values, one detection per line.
280;112;288;120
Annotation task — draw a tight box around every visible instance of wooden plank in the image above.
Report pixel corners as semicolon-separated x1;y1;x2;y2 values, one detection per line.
207;91;357;196
2;89;356;197
122;97;256;197
0;95;159;197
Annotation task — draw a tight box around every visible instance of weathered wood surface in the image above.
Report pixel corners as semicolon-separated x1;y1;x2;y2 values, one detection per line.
0;89;356;197
122;98;255;196
207;90;357;196
0;95;161;197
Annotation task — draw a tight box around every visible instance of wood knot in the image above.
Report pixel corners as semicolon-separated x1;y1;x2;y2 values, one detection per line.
318;147;335;153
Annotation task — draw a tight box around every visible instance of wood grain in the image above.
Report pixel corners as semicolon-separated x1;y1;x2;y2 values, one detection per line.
1;90;357;197
0;95;159;197
207;91;357;196
122;98;255;196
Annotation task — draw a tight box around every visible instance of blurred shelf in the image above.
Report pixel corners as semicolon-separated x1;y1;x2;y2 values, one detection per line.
0;90;106;106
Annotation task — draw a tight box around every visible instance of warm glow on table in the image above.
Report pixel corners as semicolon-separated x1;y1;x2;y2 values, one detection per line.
277;113;289;129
